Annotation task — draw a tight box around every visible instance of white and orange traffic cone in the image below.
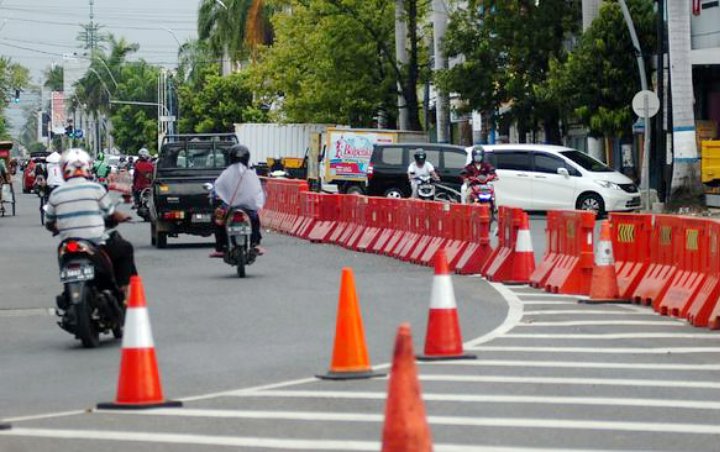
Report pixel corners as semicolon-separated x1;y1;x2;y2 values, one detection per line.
97;276;182;409
585;220;622;303
504;212;536;285
416;249;476;361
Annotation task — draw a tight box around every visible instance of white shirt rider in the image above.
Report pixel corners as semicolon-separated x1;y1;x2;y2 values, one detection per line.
407;153;439;198
45;151;65;188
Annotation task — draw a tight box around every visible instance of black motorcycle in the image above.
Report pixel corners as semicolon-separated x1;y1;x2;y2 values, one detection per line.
55;235;125;348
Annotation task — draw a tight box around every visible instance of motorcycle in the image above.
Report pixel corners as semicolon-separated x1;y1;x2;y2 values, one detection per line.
467;174;498;222
204;183;259;278
135;187;152;222
413;174;437;201
54;234;125;348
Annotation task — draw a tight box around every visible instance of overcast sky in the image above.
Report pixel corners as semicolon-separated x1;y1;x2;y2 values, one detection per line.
1;0;201;136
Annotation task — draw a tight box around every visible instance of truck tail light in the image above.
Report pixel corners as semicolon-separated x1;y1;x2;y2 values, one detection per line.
162;211;185;220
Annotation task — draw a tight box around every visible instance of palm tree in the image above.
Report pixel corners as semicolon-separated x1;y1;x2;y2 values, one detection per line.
197;0;275;68
43;65;64;92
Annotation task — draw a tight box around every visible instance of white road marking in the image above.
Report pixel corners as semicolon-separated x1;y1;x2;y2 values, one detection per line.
463;282;524;348
522;310;653;316
2;410;87;423
419;359;720;371
520;301;580;305
513;292;586;299
0;428;605;452
503;333;720;340
466;346;720;354
418;374;720;389
233;389;720;411
519;320;685;326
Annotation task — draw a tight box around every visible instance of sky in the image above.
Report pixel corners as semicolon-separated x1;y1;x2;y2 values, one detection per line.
1;0;201;136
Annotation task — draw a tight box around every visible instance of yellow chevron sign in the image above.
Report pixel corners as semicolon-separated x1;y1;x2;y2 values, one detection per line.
686;229;699;251
660;226;672;246
567;221;576;239
617;224;635;243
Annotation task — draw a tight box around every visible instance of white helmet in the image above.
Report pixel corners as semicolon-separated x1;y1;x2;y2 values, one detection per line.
138;148;150;159
62;148;92;180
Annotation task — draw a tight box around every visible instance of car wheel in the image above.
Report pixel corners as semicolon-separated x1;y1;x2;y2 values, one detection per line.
576;192;605;216
345;185;365;195
384;187;405;199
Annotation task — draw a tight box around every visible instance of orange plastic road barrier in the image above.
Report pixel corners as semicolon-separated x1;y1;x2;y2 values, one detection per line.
418;202;451;267
381;323;433;452
657;217;708;318
504;212;536;285
608;213;652;299
307;194;341;243
371;199;400;253
632;215;678;306
688;221;720;327
444;204;473;271
317;268;385;380
328;196;355;244
97;276;181;410
484;207;522;281
409;202;438;264
417;250;476;360
586;220;622;303
543;210;595;295
529;212;559;288
455;203;493;274
356;197;384;252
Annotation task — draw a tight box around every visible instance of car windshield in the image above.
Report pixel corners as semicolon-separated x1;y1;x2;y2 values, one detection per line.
158;144;229;169
560;150;613;172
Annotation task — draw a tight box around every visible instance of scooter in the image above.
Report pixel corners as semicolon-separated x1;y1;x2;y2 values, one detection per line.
468;174;498;223
413;174;437;201
55;235;125;348
204;183;258;278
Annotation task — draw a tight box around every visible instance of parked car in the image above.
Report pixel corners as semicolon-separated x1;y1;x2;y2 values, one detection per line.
365;143;468;199
22;151;50;193
480;144;640;215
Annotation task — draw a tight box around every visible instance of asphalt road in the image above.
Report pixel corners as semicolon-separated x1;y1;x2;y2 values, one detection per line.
4;185;720;450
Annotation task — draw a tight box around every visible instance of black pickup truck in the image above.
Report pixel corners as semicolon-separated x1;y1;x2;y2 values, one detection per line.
149;133;238;248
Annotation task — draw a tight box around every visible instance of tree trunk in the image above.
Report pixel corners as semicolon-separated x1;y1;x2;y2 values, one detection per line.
666;0;703;208
404;0;422;131
395;0;409;130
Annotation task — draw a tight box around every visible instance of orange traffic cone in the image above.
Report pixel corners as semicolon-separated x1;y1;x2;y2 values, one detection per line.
381;323;432;452
97;276;182;409
585;220;623;303
317;268;385;380
417;250;476;361
505;212;536;285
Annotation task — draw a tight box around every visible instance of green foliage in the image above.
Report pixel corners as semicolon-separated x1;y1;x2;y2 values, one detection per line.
439;0;580;141
178;71;257;133
27;142;48;153
247;0;399;127
44;65;64;92
109;61;161;153
0;56;30;140
543;0;656;137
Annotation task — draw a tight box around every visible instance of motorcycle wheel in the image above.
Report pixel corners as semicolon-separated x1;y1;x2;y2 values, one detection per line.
75;291;100;348
236;248;246;278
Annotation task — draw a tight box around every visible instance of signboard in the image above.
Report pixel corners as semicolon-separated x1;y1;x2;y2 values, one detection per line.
324;130;396;182
50;91;66;134
632;90;659;118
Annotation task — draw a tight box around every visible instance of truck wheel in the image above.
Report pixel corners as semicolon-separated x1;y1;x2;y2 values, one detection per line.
152;223;167;249
346;185;365;195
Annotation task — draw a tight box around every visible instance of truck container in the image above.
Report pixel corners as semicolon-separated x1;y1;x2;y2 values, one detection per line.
234;123;328;166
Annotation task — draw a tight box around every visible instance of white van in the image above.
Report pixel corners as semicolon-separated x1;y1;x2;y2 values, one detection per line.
472;144;640;214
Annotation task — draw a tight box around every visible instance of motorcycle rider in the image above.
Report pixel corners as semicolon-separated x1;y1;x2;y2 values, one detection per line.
461;145;496;204
132;148;154;209
407;150;439;198
92;152;112;186
45;149;137;297
44;149;65;195
209;144;265;258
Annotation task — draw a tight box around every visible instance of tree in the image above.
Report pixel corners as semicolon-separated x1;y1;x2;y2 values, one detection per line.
178;71;257;133
43;65;64;92
0;57;30;139
543;0;655;140
438;0;581;143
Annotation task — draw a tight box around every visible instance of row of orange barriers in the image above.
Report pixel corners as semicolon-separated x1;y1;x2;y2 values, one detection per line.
260;179;493;273
610;212;720;328
107;171;132;195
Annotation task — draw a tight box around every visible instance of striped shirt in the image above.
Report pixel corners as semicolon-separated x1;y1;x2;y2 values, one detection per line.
45;177;115;244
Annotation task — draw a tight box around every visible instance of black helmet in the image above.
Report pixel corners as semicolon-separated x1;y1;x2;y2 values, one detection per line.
471;146;485;164
413;150;426;164
229;144;250;166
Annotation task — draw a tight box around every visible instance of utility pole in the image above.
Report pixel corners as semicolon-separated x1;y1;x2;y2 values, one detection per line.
654;0;667;201
395;0;409;130
432;0;449;143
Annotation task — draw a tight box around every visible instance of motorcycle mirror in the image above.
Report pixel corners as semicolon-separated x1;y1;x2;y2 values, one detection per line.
203;183;214;191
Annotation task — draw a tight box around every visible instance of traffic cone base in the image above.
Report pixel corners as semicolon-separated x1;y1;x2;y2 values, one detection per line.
318;268;384;381
97;400;183;410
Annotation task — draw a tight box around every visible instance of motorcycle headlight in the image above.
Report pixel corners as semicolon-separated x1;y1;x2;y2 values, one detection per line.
595;180;622;191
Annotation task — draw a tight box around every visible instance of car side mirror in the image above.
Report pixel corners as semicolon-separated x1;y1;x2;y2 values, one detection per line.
557;167;569;177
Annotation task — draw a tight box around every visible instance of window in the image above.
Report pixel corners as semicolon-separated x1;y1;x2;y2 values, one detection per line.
158;145;229;169
533;153;567;174
422;148;441;168
560;150;613;172
443;150;467;170
494;151;532;171
380;147;404;165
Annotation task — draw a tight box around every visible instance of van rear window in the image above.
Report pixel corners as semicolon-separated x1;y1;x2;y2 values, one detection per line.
380;148;404;165
158;145;229;169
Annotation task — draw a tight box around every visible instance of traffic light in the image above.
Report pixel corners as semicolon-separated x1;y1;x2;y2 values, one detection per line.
13;89;20;104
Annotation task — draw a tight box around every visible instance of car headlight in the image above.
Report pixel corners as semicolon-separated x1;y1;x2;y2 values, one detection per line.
595;180;622;190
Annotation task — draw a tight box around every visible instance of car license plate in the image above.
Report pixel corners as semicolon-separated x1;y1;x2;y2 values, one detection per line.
228;225;251;234
60;265;95;283
191;213;211;223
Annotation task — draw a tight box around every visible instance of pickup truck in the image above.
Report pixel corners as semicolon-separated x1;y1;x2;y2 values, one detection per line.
149;134;238;248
